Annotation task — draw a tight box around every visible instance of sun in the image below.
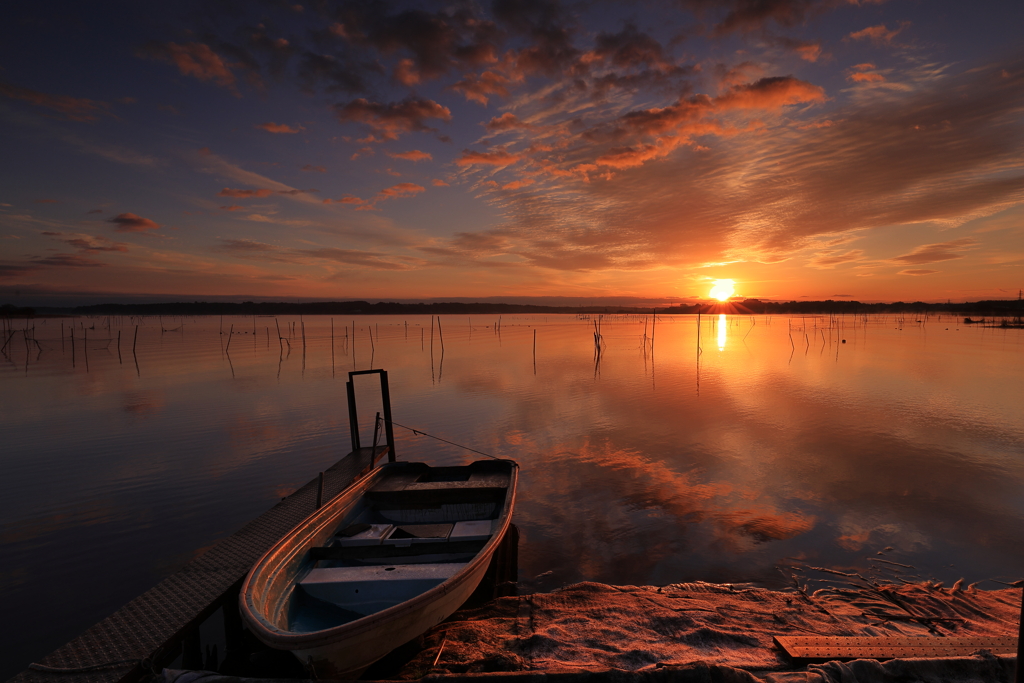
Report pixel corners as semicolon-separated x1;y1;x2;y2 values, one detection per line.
709;279;735;302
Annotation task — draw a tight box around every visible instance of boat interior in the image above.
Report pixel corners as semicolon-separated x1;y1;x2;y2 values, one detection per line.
287;461;512;632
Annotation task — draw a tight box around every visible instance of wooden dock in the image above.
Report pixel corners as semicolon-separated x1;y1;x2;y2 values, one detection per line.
8;445;388;683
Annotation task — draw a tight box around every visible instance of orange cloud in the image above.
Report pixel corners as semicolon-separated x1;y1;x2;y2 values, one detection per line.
43;232;129;253
714;76;827;110
887;238;977;265
387;150;433;162
325;184;424;209
218;188;274;198
323;196;366;205
849;72;885;83
394;59;421;86
485;112;530;132
432;179;450;187
144;42;237;90
450;70;510;105
334;97;451;141
0;81;109;121
256;122;304;134
456;148;523;167
501;179;535;190
377;182;425;200
296;247;413;270
597;139;684;169
808;249;865;269
108;213;160;232
848;23;909;44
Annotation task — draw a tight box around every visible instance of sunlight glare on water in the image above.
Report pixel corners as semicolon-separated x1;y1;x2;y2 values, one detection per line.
1;312;1023;677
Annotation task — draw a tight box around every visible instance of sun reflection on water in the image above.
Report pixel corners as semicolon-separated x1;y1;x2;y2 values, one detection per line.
718;313;727;350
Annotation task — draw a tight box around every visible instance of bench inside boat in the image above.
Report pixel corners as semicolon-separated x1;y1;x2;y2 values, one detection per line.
288;461;511;630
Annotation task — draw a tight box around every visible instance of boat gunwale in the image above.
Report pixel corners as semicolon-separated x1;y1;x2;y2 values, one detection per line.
239;459;518;650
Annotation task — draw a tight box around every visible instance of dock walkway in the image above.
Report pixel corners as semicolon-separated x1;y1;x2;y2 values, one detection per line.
9;446;388;683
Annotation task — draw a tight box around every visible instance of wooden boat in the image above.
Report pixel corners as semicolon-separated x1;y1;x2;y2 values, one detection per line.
239;458;518;678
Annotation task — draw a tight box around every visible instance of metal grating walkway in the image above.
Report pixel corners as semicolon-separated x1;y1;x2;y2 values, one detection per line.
7;446;387;683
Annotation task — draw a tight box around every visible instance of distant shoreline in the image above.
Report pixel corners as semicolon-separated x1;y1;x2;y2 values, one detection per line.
3;298;1023;318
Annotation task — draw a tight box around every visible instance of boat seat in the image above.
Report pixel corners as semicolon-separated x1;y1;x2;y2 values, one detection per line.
365;486;506;506
310;538;487;561
298;563;463;616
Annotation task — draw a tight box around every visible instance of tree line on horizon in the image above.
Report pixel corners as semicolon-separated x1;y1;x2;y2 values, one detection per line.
2;298;1023;318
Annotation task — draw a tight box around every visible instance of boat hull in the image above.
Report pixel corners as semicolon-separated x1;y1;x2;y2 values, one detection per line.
240;459;517;678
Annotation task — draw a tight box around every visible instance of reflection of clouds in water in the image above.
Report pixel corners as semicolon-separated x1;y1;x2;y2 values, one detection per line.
834;518;927;553
514;438;816;591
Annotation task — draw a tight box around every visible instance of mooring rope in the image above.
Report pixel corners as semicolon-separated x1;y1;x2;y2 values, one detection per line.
385;419;499;459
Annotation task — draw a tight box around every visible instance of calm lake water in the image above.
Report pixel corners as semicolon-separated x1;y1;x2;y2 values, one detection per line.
2;312;1023;678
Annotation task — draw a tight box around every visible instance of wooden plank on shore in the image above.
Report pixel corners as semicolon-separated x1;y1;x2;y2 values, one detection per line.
774;635;1018;662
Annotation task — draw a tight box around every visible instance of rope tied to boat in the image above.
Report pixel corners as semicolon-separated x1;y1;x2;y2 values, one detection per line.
384;418;499;459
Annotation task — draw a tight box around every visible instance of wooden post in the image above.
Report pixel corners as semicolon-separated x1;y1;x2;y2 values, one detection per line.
225;324;234;351
346;379;360;452
380;370;396;462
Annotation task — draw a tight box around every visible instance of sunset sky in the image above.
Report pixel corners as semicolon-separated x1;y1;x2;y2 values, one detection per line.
1;0;1022;305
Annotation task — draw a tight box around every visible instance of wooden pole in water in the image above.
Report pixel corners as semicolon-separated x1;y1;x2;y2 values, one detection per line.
133;325;138;353
226;324;234;351
437;316;444;354
275;318;283;352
